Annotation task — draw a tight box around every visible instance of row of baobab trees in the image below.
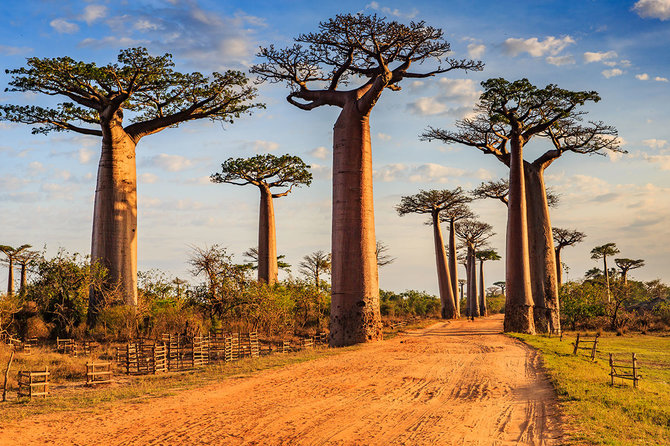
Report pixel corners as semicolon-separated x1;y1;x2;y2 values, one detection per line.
0;13;624;344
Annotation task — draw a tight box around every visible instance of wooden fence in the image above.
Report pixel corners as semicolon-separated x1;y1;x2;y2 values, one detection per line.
56;338;77;355
86;362;113;385
609;353;641;388
18;367;49;399
572;333;599;361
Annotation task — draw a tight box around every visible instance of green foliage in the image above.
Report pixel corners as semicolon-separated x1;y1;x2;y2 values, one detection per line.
22;250;109;337
395;188;472;223
1;47;262;136
380;289;440;318
560;281;607;330
211;153;312;192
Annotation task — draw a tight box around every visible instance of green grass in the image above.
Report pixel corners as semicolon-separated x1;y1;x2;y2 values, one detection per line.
510;331;670;445
0;346;356;425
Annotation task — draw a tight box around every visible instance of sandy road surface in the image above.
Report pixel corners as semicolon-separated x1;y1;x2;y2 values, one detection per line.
1;315;563;445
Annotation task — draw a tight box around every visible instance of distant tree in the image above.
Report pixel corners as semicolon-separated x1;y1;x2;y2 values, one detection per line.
552;228;586;286
591;243;620;301
172;278;188;300
375;241;396;268
14;249;41;296
493;281;506;295
614;258;645;285
458;279;467;304
0;244;32;296
1;48;262;320
243;247;292;274
423;78;623;334
472;178;560;208
299;250;331;288
211;154;312;285
475;248;501;316
455;220;494;319
585;267;603;281
252;13;483;346
396;189;469;318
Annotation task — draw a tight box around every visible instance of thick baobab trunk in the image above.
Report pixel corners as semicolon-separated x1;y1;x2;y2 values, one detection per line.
524;163;560;333
448;220;459;316
555;247;563;287
504;133;535;334
329;101;382;346
19;264;27;296
432;212;456;319
467;246;479;319
89;120;138;321
479;259;487;317
258;185;278;285
6;259;14;296
603;256;611;302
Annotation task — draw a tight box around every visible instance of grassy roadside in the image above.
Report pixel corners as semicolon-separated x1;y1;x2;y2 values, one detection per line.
0;346;356;424
509;332;670;445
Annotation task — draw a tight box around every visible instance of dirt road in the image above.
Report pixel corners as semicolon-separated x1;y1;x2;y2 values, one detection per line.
2;315;563;445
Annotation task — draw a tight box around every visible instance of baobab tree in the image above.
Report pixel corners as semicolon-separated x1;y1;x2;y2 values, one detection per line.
458;279;467;305
591;243;620;301
494;281;506;295
472;178;560;208
455;220;494;320
211;154;312;285
14;249;41;296
614;258;645;285
423;78;623;333
476;248;501;316
299;251;331;289
396;189;468;318
552;228;586;286
252;13;483;346
0;48;261;320
242;247;292;274
0;244;32;296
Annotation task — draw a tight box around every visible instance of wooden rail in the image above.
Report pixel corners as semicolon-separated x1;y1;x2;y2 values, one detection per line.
572;333;599;361
609;353;641;388
86;362;112;385
18;367;49;399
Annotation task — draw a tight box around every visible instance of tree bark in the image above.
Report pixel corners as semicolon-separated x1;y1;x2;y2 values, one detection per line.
524;163;560;333
258;185;278;285
432;212;456;319
467;245;479;319
504;132;535;334
89;119;138;321
329;100;382;346
603;256;611;302
6;258;13;296
19;264;27;296
479;258;487;316
448;219;460;317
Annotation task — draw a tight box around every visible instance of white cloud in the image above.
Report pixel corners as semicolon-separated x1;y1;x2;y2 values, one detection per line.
79;36;147;48
365;2;419;19
467;43;486;59
134;19;160;31
502;36;574;57
641;153;670;170
377;133;392;141
583;50;617;63
374;163;408;182
407;78;481;117
636;73;650;80
633;0;670;20
619;60;632;68
77;148;95;164
654;76;669;82
642;139;667;149
602;68;623;78
252;140;279;153
408;163;467;183
308;146;330;160
50;19;79;34
82;5;108;24
407;97;449;116
546;55;575;66
145;154;195;172
139;173;159;184
0;45;32;55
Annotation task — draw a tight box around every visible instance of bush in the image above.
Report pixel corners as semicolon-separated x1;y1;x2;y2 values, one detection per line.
380;290;440;318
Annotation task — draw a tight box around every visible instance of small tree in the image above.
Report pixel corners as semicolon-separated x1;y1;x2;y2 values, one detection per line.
475;248;501;316
299;251;331;289
552;228;586;286
493;281;506;295
473;178;560;208
614;258;645;285
591;243;620;301
375;241;396;268
1;48;261;320
211;154;312;285
243;247;292;274
252;13;482;346
0;244;32;296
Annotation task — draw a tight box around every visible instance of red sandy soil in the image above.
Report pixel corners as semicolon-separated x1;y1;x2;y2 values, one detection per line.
1;314;563;445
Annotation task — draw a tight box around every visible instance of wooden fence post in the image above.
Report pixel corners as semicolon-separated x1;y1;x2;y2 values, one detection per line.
572;333;580;355
2;349;15;402
591;333;599;361
632;353;638;389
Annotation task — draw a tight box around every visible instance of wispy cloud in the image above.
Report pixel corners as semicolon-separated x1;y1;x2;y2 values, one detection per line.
143;154;196;172
546;55;575;66
0;45;33;55
365;2;419;19
308;146;330;160
502;36;574;57
467;43;486;59
636;73;650;80
642;139;667;149
81;5;108;25
407;78;481;117
655;76;669;82
50;18;79;34
602;68;623;78
583;50;617;63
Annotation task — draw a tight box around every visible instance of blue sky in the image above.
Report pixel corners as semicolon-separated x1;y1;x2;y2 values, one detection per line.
1;0;669;294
